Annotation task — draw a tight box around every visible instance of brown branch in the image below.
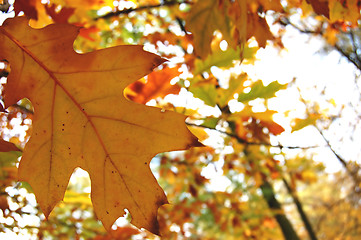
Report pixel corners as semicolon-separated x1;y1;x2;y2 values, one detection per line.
260;180;301;240
186;122;323;149
95;0;192;20
283;177;318;240
334;41;361;70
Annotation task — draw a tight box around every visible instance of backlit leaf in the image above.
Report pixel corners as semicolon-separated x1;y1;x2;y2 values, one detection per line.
0;17;201;235
238;80;287;102
306;0;330;18
185;0;227;59
291;114;320;132
217;74;247;107
329;0;360;24
125;67;181;104
229;107;285;136
44;4;75;24
189;81;218;107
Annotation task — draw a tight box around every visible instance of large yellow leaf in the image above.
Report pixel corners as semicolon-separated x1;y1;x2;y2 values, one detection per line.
0;17;201;234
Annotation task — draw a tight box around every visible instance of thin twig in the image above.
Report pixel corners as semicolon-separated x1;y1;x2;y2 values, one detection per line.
186;122;322;149
95;0;192;20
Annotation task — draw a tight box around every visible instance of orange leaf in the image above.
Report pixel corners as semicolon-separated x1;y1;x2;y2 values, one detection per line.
0;17;201;235
126;67;181;104
92;226;140;240
44;4;75;24
260;120;285;135
256;0;283;12
247;14;274;48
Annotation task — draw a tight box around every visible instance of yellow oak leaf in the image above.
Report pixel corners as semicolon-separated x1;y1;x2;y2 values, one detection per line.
0;17;201;235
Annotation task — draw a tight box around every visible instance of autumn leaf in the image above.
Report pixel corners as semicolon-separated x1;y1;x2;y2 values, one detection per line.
14;0;38;20
306;0;330;18
255;0;283;12
291;113;320;132
125;67;181;104
217;74;247;108
0;139;19;152
189;78;218;107
329;0;361;24
92;226;141;240
229;107;285;137
185;0;219;59
44;4;75;24
0;17;201;235
193;47;242;76
62;0;113;9
247;14;275;48
238;80;287;102
185;0;233;59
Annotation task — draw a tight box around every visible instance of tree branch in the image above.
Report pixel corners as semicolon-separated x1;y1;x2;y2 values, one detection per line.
261;180;301;240
95;0;192;20
186;122;323;149
283;177;318;240
296;86;361;187
282;17;361;71
334;42;361;70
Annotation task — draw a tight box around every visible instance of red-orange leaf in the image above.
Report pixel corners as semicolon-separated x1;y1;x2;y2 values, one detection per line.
44;4;75;24
14;0;38;20
126;67;181;104
306;0;330;18
0;139;19;152
0;17;201;235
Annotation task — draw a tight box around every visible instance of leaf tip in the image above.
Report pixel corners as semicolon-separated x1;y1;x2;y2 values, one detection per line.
188;136;205;149
42;207;52;220
152;56;167;70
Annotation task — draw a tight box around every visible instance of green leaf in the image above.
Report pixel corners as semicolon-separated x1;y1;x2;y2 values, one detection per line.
189;83;217;107
0;151;22;167
194;47;241;75
194;46;258;75
202;117;219;128
217;74;247;107
238;80;287;103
